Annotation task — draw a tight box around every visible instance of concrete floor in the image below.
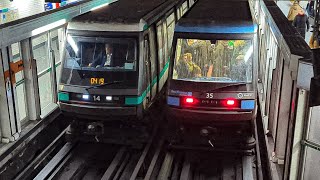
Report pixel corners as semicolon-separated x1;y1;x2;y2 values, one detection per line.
276;0;312;45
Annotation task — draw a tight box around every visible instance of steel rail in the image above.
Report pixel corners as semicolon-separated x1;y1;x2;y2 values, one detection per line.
101;147;127;180
14;128;68;180
33;142;76;180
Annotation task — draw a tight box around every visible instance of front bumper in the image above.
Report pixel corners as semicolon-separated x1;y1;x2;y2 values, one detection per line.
167;106;255;124
60;102;137;120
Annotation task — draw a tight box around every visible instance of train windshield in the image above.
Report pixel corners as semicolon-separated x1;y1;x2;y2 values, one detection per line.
172;39;253;83
64;36;137;71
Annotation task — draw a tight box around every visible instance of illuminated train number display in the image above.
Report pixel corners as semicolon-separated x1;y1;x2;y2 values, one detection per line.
90;78;104;85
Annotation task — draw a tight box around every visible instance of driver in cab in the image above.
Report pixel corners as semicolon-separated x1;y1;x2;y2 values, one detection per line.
176;53;201;79
88;44;113;68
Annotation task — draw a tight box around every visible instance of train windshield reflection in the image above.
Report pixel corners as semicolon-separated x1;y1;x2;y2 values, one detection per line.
173;39;253;83
64;36;137;71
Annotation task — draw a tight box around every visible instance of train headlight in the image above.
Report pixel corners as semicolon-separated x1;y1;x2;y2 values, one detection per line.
106;96;112;101
82;94;90;100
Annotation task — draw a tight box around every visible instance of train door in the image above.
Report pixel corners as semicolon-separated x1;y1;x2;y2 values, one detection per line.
144;35;153;104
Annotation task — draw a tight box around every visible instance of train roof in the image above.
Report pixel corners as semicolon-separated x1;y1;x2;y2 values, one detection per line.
68;0;178;32
175;0;256;34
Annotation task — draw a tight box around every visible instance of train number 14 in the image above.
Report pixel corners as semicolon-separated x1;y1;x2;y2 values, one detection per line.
206;93;214;99
93;95;101;101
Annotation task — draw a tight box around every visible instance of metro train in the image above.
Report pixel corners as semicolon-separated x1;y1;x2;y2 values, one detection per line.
57;0;196;138
166;0;258;148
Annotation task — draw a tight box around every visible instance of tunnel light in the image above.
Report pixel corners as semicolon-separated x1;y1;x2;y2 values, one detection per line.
67;35;78;53
106;96;112;101
82;94;90;100
91;3;109;11
31;19;66;36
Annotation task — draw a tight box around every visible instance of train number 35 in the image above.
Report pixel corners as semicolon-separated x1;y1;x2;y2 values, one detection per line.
206;93;214;99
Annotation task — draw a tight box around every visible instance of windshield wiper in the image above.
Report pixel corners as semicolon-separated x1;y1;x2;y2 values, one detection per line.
85;81;123;91
200;82;248;94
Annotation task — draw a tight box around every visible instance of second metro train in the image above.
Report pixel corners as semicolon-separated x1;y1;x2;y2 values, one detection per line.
166;0;258;148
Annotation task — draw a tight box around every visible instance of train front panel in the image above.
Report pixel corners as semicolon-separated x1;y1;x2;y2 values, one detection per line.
167;37;257;124
58;31;145;120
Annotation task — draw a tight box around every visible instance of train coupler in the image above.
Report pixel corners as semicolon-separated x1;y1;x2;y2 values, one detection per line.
84;122;104;136
200;126;218;148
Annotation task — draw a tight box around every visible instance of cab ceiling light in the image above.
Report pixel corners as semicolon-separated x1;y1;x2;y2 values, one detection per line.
67;35;78;53
31;19;66;36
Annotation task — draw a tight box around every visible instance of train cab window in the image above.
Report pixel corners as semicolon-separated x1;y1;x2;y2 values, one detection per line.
172;39;253;83
64;36;137;71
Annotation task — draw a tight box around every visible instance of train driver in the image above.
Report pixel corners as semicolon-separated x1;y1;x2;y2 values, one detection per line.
88;44;113;68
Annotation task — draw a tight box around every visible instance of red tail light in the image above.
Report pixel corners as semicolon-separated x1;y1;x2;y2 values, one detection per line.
226;100;235;105
182;97;199;105
185;97;194;103
222;99;238;108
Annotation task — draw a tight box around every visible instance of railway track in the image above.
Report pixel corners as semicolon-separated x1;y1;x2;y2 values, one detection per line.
13;107;261;180
29;137;257;180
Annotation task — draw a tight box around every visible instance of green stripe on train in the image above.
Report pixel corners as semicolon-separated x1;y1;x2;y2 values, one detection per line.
125;61;170;105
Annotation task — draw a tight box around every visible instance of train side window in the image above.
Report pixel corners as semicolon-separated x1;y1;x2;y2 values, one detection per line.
144;36;150;77
145;34;156;79
147;29;157;79
182;1;188;14
163;22;168;65
176;8;181;20
157;24;164;70
166;13;175;54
